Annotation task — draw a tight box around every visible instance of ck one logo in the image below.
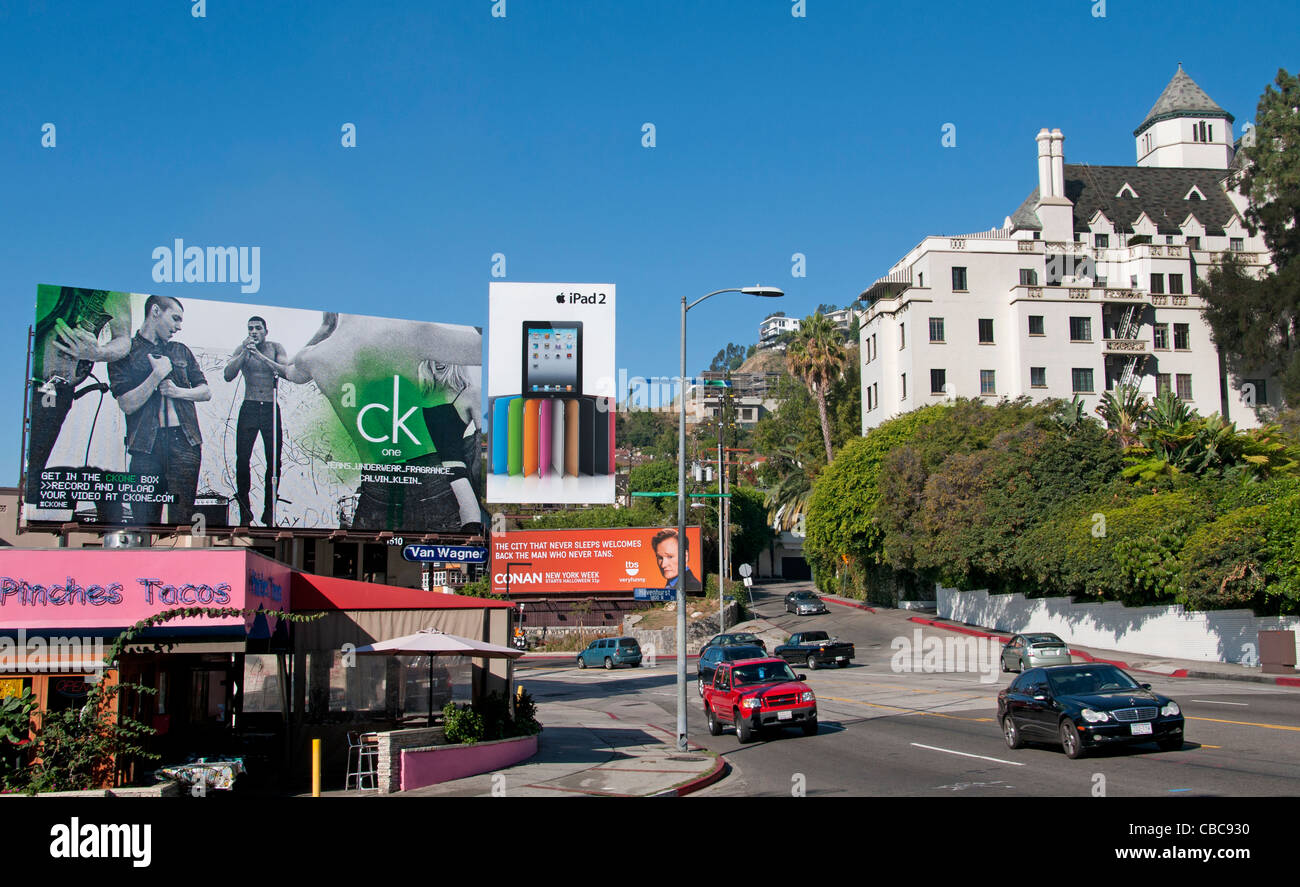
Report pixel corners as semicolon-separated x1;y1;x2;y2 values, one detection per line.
357;375;420;445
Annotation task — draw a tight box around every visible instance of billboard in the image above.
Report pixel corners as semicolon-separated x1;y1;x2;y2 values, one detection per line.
25;285;484;533
490;527;703;597
487;282;616;505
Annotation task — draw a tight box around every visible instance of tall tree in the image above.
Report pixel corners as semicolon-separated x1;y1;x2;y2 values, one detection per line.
786;312;849;463
1201;69;1300;406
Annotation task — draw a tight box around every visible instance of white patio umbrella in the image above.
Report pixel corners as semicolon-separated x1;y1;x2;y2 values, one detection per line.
353;629;524;724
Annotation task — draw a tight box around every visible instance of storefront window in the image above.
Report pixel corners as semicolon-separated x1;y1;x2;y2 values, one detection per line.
242;654;286;714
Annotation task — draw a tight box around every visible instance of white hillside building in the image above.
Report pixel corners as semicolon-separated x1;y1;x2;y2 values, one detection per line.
860;67;1276;434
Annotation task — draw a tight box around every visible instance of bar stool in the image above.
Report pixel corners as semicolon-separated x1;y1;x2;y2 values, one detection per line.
345;731;379;791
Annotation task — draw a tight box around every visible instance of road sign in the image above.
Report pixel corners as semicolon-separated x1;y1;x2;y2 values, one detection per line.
738;563;752;578
743;577;753;587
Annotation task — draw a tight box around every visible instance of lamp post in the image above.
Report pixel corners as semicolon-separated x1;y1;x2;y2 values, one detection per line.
676;285;782;751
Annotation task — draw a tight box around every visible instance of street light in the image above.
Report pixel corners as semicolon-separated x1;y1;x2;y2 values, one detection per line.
676;285;783;751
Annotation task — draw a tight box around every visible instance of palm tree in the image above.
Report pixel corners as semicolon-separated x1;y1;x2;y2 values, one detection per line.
763;437;812;532
786;312;849;463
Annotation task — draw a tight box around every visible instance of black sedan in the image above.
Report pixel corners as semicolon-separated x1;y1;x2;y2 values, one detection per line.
997;664;1184;759
696;644;766;697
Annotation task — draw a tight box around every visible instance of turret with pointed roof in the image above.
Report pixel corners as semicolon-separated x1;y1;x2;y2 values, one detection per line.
1135;66;1236;169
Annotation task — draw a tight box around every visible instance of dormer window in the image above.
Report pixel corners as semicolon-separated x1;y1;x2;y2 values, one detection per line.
1184;185;1206;201
1116;183;1139;199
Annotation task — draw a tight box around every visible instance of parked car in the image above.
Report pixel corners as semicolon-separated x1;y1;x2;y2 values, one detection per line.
577;637;642;670
783;590;828;615
702;632;767;654
1001;633;1072;672
696;644;767;696
703;658;818;743
997;663;1185;759
775;631;855;669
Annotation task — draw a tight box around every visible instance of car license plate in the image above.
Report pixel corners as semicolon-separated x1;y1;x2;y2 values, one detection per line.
836;656;845;661
1130;722;1153;735
778;710;792;721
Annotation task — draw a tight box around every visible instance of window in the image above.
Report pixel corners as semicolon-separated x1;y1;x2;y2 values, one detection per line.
1072;368;1095;393
1173;323;1190;350
1169;274;1184;295
1156;373;1172;396
1187;236;1200;250
980;370;996;396
866;385;873;411
930;368;947;395
1019;268;1039;286
901;373;907;400
978;319;995;344
1153;324;1169;350
1230;238;1244;252
918;272;924;287
952;266;968;291
1030;367;1046;388
929;317;945;343
1150;273;1165;294
899;324;906;350
1028;315;1045;336
1176;374;1193;400
872;334;877;361
1094;233;1110;248
1069;317;1092;342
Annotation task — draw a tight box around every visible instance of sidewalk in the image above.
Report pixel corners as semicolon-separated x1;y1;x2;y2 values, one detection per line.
384;701;725;797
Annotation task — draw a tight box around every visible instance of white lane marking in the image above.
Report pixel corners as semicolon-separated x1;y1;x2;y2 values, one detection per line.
910;743;1024;766
1191;700;1249;706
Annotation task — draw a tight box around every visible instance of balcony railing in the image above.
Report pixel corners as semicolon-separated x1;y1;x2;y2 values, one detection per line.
1104;339;1149;355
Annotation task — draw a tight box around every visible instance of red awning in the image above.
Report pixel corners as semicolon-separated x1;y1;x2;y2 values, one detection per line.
290;572;513;612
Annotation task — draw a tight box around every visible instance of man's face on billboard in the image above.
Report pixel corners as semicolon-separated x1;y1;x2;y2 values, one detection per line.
248;320;266;344
155;301;184;341
654;537;680;582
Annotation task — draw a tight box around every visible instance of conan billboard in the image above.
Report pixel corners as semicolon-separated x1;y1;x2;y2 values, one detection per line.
491;527;703;599
25;285;485;534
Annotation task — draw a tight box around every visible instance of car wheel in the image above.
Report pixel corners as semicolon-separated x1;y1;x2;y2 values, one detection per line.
577;656;586;669
1019;657;1028;673
807;656;818;671
735;710;753;744
697;676;704;698
802;717;818;737
707;704;722;737
1001;655;1010;673
1002;715;1023;750
1157;737;1182;752
1060;718;1084;759
604;657;613;670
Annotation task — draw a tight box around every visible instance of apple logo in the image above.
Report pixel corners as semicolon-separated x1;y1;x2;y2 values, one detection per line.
555;294;566;304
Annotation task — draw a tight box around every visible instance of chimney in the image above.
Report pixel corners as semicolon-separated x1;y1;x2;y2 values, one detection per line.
1050;129;1066;199
1036;129;1053;198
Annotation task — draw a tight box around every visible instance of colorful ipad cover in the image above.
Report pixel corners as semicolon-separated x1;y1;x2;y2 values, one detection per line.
578;397;595;476
564;398;580;477
593;397;611;475
492;396;516;475
538;399;553;479
507;397;525;476
551;400;566;476
522;399;540;477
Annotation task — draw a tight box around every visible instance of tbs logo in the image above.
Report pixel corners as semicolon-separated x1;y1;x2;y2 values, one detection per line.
555;291;608;305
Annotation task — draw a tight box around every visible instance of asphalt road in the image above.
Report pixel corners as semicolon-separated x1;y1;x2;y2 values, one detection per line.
517;582;1300;797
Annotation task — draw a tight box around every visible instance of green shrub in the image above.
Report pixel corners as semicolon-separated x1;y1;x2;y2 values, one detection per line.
1178;506;1269;610
442;702;485;745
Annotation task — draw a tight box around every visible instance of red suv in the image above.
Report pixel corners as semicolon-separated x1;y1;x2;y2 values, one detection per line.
702;657;818;743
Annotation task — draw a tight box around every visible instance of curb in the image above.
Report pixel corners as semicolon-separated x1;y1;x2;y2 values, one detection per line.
907;615;1005;642
825;596;876;613
651;755;730;798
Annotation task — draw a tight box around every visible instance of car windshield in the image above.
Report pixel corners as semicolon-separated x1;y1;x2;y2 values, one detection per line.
732;662;797;685
794;593;816;600
617;640;638;649
802;632;830;642
726;634;758;644
723;646;764;660
1047;666;1141;696
1026;634;1063;645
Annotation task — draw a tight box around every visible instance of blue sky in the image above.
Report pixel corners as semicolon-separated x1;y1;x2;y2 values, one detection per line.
2;0;1297;478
